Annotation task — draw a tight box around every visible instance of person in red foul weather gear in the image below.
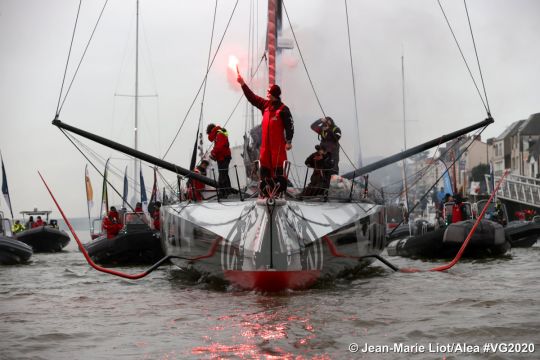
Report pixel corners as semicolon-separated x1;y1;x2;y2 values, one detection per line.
108;206;120;223
187;160;210;201
152;201;161;231
134;202;143;213
237;74;294;197
32;216;45;228
207;124;232;198
103;210;122;239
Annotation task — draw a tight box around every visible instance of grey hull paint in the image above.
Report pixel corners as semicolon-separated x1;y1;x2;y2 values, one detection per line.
160;198;386;283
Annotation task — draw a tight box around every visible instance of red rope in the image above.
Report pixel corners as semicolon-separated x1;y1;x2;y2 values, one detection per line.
39;171;222;280
39;171;154;279
323;169;509;274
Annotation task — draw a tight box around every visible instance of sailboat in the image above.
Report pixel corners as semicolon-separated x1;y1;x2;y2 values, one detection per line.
51;1;495;290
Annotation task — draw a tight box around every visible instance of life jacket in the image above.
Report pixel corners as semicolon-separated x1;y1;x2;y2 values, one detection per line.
12;223;25;233
319;126;339;140
319;126;341;155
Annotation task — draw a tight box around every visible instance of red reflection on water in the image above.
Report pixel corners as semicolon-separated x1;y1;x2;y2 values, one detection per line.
192;303;323;358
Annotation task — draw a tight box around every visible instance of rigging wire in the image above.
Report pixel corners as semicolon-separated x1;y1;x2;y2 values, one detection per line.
387;124;489;236
463;0;491;115
196;0;219;152
344;0;362;166
383;128;480;204
436;0;489;115
155;168;177;199
59;128;138;214
57;0;110;115
55;0;82;117
282;0;326;117
162;0;239;160
67;133;135;186
282;0;358;174
367;123;483;205
64;131;159;203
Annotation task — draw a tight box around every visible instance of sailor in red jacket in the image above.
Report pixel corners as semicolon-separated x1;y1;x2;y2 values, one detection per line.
187;160;209;201
32;216;45;228
207;124;232;197
237;74;294;196
103;210;122;239
152;201;161;231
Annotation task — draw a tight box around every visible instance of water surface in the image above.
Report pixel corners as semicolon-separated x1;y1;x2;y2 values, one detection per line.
1;223;539;359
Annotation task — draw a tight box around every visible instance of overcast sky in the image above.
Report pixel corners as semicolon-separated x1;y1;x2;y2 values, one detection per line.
1;0;539;218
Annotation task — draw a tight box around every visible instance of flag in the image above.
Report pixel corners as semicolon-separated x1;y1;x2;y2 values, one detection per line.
438;160;454;196
100;158;110;218
85;165;94;208
489;161;495;194
1;155;14;219
140;168;148;212
442;171;454;196
122;166;129;208
149;167;158;204
84;164;94;232
162;186;167;205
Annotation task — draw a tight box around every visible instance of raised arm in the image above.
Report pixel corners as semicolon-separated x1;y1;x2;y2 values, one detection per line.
238;74;266;111
311;118;324;134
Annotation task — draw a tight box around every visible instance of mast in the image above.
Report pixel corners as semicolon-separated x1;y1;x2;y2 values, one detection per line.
400;54;410;222
267;0;277;85
133;0;140;206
